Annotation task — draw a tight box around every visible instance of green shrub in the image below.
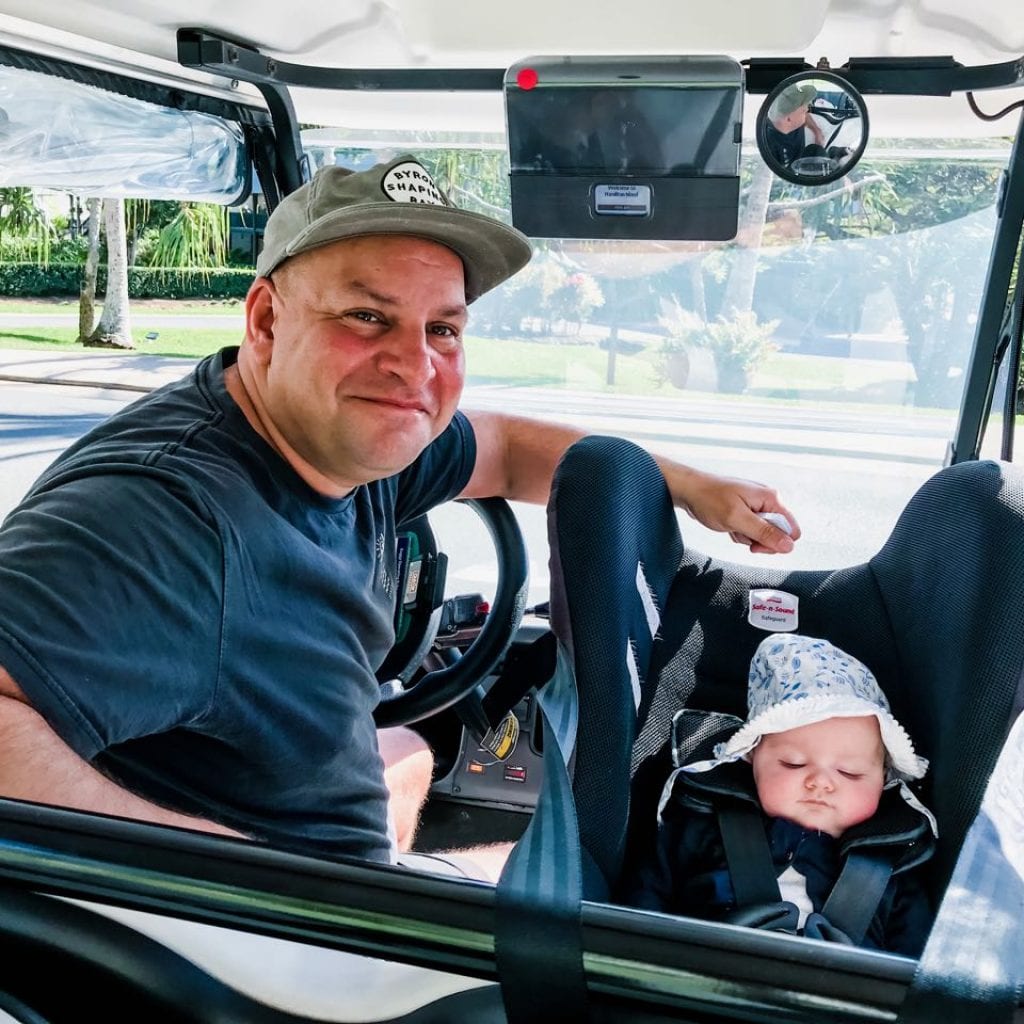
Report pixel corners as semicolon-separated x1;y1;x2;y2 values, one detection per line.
0;263;253;299
130;227;162;267
126;266;253;299
471;257;604;338
0;236;89;264
657;297;780;393
701;311;780;393
0;263;81;295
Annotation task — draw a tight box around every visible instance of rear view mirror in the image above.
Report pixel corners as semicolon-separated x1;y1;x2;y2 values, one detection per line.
756;71;868;186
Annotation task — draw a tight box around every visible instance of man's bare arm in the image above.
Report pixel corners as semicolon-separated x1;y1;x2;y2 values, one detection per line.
459;410;800;554
0;665;243;836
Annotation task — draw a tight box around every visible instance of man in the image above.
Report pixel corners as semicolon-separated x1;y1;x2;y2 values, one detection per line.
0;154;798;873
764;83;824;168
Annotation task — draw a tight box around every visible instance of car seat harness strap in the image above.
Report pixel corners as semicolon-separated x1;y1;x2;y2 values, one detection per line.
819;848;898;943
719;800;901;941
718;803;779;905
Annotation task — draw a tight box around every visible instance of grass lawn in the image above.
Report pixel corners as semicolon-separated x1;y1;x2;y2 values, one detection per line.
750;351;916;405
463;336;922;408
0;295;929;394
0;297;244;316
464;336;664;392
0;308;964;417
0;325;684;393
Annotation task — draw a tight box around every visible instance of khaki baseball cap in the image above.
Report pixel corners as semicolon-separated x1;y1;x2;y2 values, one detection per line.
255;154;533;302
769;82;817;120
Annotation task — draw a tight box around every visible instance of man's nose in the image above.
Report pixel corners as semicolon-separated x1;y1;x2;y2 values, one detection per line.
377;327;435;386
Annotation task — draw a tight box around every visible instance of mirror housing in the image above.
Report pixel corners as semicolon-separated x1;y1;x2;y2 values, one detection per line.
756;70;869;186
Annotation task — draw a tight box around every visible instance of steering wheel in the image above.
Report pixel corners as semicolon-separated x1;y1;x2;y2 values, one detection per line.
373;498;529;728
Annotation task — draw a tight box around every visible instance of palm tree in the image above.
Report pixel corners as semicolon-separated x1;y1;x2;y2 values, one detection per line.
0;186;52;262
85;198;133;349
78;197;101;344
148;202;229;269
77;198;231;349
719;158;774;319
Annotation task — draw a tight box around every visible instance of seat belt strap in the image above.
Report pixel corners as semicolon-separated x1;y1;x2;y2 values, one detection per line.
820;849;895;944
897;709;1024;1024
495;680;589;1023
717;803;784;907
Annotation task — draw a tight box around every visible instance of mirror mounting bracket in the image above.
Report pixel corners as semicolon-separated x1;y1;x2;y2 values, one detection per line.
744;55;1024;97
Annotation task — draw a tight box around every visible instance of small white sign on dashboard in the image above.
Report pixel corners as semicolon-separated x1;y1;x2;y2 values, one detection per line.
748;589;799;632
593;183;651;216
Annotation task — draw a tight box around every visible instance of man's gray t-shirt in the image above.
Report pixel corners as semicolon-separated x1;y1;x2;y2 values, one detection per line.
0;346;476;863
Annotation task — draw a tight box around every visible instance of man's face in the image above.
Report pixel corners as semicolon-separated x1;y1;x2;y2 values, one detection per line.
772;104;809;134
750;716;886;837
245;234;468;493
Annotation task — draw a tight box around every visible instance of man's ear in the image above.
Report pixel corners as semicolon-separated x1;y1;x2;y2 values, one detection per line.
244;276;279;365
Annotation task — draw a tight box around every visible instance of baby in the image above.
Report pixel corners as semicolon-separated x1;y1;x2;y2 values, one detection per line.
627;633;936;956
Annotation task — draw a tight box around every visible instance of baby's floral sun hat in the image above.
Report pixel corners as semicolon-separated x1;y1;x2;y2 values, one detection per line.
702;633;928;780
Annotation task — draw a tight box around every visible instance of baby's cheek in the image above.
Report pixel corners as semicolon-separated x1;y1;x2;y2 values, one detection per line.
846;787;884;827
755;777;792;820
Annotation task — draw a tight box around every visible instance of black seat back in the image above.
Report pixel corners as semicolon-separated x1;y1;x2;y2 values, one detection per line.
548;438;1024;900
869;459;1024;884
625;458;1024;897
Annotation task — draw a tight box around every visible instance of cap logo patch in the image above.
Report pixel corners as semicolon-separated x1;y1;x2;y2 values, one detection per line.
381;162;447;205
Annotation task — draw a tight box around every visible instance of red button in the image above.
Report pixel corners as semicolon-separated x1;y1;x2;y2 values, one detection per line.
516;68;539;90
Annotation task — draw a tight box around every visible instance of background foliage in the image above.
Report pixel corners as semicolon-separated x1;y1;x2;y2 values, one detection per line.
0;263;252;299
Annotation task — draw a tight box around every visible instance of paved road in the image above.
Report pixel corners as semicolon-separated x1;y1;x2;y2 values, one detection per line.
0;347;198;392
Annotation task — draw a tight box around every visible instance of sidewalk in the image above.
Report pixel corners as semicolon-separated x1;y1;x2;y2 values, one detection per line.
0;348;197;392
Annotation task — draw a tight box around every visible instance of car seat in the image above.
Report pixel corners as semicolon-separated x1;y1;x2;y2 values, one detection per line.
497;436;1024;1021
544;436;1024;908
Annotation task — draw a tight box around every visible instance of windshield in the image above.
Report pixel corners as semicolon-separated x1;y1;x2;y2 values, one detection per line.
0;97;1013;607
310;130;1008;600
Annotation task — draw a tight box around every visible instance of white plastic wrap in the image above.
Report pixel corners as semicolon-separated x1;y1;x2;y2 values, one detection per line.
0;65;248;202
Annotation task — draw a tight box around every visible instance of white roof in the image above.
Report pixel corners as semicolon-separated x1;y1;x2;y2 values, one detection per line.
0;0;1020;135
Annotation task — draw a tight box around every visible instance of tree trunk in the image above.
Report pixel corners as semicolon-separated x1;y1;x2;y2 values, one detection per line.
87;198;134;349
690;259;707;322
719;160;774;318
605;322;619;386
604;277;621;385
77;197;101;344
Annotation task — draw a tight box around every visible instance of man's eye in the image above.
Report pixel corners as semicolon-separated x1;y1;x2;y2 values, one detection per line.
350;310;383;324
429;324;460;339
429;325;462;350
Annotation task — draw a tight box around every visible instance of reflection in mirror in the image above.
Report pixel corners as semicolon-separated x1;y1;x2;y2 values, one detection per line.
756;72;869;186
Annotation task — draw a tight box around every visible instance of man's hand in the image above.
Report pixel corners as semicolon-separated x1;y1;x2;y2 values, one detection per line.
666;465;801;554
